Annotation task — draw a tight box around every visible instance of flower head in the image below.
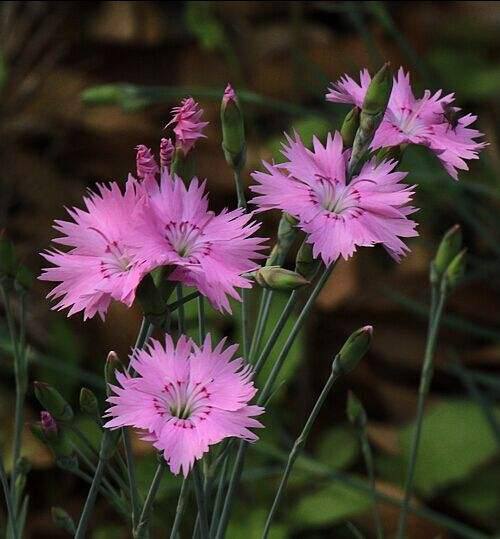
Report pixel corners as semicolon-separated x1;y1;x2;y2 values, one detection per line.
133;172;266;312
39;179;150;320
250;131;418;264
326;67;486;179
167;97;209;155
104;334;264;476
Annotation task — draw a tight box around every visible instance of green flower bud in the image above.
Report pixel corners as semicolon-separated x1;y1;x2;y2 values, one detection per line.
105;351;124;396
340;107;360;147
295;241;319;280
360;62;393;133
136;273;170;329
335;326;373;375
81;84;125;106
170;148;196;182
444;248;467;291
221;83;246;171
34;382;73;422
266;213;298;267
51;507;76;534
346;391;367;428
254;266;309;291
79;388;100;419
433;225;462;278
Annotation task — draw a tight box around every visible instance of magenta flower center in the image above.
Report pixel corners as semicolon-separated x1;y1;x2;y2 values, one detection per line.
156;379;211;421
164;221;208;258
89;227;132;277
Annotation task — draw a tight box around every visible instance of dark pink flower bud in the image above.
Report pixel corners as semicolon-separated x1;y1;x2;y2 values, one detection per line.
160;138;174;169
40;411;58;439
136;145;159;179
166;98;209;155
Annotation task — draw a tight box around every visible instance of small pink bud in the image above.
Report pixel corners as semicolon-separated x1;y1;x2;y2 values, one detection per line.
166;97;209;155
222;83;237;105
160;138;174;169
40;411;58;439
135;145;159;179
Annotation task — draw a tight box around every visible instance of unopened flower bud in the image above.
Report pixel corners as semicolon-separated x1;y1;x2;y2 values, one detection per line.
360;62;392;133
34;382;73;422
40;411;58;440
136;145;159;179
346;391;367;428
433;225;462;279
295;241;319;280
160;138;175;169
335;326;373;375
221;83;246;171
79;388;100;419
340;107;360;147
105;351;124;396
266;213;298;267
52;507;76;534
444;248;467;291
254;266;309;291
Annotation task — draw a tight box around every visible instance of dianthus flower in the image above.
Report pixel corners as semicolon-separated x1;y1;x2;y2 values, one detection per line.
250;131;417;264
133;172;266;312
104;334;264;476
326;68;486;180
39;179;149;320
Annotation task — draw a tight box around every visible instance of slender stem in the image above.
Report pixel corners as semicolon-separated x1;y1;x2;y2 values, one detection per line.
358;429;384;539
248;289;272;363
258;263;335;405
169;291;200;313
176;285;186;335
135;317;153;350
169;478;189;539
192;463;209;539
209;456;229;538
0;455;17;539
396;284;447;539
75;430;112;539
216;263;336;539
197;296;205;344
233;169;247;211
134;463;165;538
262;358;341;538
123;428;141;530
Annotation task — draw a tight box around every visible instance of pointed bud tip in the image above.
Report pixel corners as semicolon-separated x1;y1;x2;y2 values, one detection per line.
361;325;373;335
223;83;237;104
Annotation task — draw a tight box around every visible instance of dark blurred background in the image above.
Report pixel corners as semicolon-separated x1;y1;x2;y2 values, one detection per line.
1;1;499;537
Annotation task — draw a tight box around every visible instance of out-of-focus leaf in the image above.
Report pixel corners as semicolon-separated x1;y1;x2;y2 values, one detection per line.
445;465;500;522
292;479;371;528
316;426;360;470
92;524;124;539
268;117;331;161
227;508;287;539
184;1;227;52
399;398;500;496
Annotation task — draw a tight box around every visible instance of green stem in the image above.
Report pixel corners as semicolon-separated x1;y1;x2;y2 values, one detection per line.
197;296;206;344
358;428;384;539
134;463;165;538
216;263;336;539
176;285;186;335
248;289;272;363
233;169;247;211
396;283;447;539
0;455;17;539
169;291;200;313
262;356;342;538
169;478;190;539
209;456;229;538
75;430;112;539
192;463;209;539
123;428;141;530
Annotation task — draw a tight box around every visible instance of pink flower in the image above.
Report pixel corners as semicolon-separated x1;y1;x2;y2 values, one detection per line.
133;172;267;312
39;179;150;320
326;68;486;180
104;334;264;476
166;97;209;155
159;137;174;169
250;132;418;264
